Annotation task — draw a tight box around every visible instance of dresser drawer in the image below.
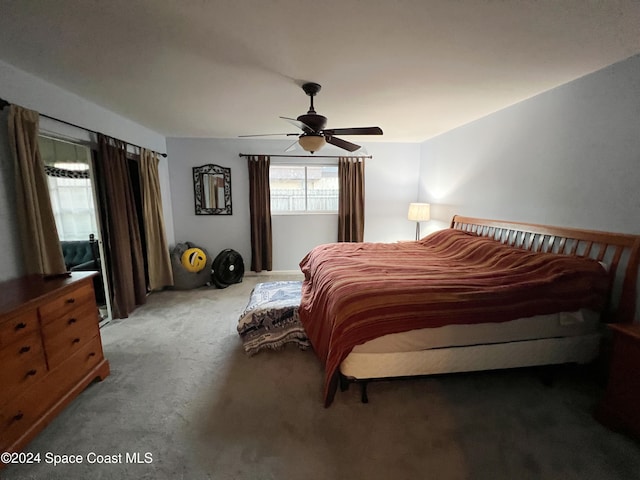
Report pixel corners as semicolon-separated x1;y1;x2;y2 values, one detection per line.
0;273;109;456
45;334;105;398
38;282;96;326
0;384;52;451
41;304;100;368
0;333;47;406
0;335;104;452
0;309;39;348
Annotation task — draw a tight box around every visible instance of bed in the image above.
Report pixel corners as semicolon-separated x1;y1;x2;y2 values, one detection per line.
298;215;640;406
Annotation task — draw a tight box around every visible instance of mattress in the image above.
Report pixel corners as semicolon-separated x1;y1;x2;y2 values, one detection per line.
351;309;600;354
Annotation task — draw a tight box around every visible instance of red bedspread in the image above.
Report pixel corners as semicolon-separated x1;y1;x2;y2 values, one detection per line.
298;229;609;406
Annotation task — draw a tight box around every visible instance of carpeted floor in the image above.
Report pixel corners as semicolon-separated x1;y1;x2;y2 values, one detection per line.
3;275;640;480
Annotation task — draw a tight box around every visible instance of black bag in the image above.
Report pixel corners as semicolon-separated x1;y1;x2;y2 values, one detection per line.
212;249;245;289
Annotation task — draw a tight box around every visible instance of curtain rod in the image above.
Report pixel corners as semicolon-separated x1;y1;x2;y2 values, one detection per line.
0;96;167;158
238;153;372;159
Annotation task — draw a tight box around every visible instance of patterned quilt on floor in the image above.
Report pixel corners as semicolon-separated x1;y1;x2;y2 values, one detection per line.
237;281;309;355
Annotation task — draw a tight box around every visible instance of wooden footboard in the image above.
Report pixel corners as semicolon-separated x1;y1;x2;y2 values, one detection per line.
451;216;640;324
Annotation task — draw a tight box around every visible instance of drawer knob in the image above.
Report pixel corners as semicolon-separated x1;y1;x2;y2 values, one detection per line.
68;318;77;325
25;369;37;377
66;297;76;304
14;322;27;330
72;338;81;344
19;346;31;354
88;352;96;358
13;412;24;422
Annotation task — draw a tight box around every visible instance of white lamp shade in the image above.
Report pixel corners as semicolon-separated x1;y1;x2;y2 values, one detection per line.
298;135;326;153
407;203;431;222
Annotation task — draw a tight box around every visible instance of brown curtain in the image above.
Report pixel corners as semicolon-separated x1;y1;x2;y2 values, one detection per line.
7;105;66;275
247;155;272;272
140;149;173;291
94;135;146;318
338;156;365;242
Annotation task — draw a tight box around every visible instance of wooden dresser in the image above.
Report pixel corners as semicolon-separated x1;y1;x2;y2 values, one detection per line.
595;323;640;440
0;272;109;457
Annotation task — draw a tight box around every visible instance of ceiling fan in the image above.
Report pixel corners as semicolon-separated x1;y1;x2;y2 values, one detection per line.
240;82;383;153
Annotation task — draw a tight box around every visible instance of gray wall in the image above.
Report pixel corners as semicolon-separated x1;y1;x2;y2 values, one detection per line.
0;60;167;153
166;138;421;271
3;52;638;278
418;53;640;236
0;59;173;282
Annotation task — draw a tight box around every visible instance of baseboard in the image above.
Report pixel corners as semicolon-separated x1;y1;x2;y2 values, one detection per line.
245;270;303;277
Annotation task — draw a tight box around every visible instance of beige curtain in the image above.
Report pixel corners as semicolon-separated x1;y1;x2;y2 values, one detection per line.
140;149;174;290
247;155;272;272
338;156;365;242
8;105;66;275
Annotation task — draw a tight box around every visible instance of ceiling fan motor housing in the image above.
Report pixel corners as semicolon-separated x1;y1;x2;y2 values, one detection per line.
297;113;327;132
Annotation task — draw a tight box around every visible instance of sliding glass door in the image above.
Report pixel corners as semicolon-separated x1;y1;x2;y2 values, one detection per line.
38;135;112;324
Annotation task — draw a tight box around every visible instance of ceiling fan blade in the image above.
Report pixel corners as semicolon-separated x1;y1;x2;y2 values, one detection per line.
322;126;383;136
238;133;299;137
280;116;314;133
325;135;361;152
284;139;299;152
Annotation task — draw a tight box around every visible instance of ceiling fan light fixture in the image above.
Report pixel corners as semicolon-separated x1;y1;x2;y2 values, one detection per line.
298;134;326;153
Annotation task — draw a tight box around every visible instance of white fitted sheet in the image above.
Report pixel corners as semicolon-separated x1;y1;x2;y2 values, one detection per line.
351;309;600;354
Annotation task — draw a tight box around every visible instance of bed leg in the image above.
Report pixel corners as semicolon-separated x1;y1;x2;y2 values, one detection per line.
339;374;350;392
537;365;557;387
360;382;369;404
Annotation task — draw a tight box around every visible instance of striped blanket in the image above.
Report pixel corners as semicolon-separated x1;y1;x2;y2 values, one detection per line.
237;281;310;355
298;229;609;406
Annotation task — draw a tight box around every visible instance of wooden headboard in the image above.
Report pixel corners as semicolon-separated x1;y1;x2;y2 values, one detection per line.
451;215;640;324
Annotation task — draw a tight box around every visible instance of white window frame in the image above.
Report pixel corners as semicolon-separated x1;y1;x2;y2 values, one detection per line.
270;159;339;215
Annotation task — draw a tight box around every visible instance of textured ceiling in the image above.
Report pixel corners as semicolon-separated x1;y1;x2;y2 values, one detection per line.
0;0;639;142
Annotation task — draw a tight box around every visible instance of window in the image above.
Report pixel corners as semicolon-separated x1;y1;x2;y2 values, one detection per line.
38;136;98;241
270;165;338;213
